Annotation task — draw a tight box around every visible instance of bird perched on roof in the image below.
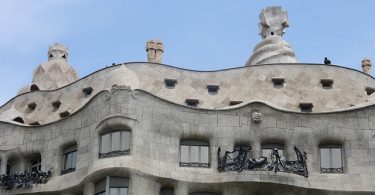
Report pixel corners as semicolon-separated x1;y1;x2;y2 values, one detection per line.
324;57;331;65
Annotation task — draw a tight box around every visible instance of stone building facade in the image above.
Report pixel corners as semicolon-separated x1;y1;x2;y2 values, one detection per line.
0;6;375;195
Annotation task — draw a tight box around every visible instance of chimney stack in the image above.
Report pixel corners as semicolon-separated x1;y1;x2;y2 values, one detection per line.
146;40;164;63
362;58;372;75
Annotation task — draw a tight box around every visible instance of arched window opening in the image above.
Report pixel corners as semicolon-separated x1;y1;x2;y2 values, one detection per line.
99;130;131;159
61;144;77;175
95;176;129;195
320;144;343;173
180;140;210;168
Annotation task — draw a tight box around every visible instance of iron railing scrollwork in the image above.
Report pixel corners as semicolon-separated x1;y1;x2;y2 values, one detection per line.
320;167;343;173
61;167;76;175
180;162;210;168
218;146;308;177
0;169;52;190
99;149;130;159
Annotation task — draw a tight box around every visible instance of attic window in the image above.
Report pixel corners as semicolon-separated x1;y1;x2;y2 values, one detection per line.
321;79;334;89
229;101;243;106
185;99;199;107
82;87;93;97
299;103;313;112
30;84;40;92
365;87;375;95
272;77;285;88
52;101;61;111
28;102;37;111
165;79;177;88
207;85;219;94
13;117;24;124
30;121;40;126
59;111;71;118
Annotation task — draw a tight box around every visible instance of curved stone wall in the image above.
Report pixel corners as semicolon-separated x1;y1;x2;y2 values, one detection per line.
0;89;374;194
1;63;375;126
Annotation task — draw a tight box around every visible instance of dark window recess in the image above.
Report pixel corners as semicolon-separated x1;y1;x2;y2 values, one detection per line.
52;101;61;111
62;54;67;59
207;85;219;94
229;101;243;106
59;111;71;118
165;79;177;88
321;79;334;89
28;102;37;111
185;99;199;107
82;87;93;97
272;77;285;88
299;103;313;112
30;84;40;92
365;87;375;95
13;117;24;124
30;121;40;126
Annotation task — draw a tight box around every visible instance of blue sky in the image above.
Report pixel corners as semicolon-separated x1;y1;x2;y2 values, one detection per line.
0;0;375;105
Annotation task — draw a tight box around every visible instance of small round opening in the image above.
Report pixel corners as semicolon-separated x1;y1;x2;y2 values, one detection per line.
271;32;274;35
30;84;40;92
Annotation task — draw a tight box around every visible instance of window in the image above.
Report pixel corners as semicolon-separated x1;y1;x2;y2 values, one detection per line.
95;177;129;195
185;99;199;107
62;145;77;175
229;101;243;106
160;188;174;195
30;121;41;126
165;79;177;88
207;85;219;94
28;102;37;112
272;77;285;88
190;193;220;195
13;117;24;124
99;130;131;158
52;100;61;111
365;87;375;95
82;87;93;97
31;156;42;172
299;103;313;112
321;79;333;89
59;110;71;118
320;145;343;173
261;144;285;160
30;84;40;92
180;140;210;168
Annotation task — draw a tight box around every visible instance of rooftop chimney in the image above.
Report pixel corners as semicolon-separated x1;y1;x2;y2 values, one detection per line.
146;40;164;63
362;58;372;75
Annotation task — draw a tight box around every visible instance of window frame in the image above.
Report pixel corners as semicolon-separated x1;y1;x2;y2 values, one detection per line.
319;144;344;173
180;140;210;168
99;130;131;159
31;156;42;172
261;143;285;160
95;176;129;195
61;145;77;175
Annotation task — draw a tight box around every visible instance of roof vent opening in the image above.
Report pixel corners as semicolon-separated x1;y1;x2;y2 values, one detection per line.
185;99;199;107
27;102;37;112
52;101;61;111
272;77;285;88
321;79;334;89
30;84;40;92
207;85;219;94
13;117;24;124
365;87;375;95
30;121;40;126
82;87;93;97
164;79;177;89
59;111;71;118
229;101;243;106
299;103;313;112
